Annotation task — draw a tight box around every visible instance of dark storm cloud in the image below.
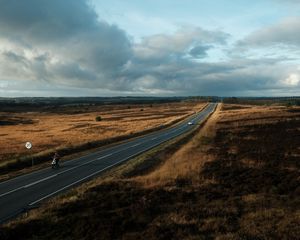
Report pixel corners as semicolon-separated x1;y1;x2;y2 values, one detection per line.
3;51;27;64
0;0;132;87
0;0;98;43
189;45;212;59
117;50;291;96
51;63;97;82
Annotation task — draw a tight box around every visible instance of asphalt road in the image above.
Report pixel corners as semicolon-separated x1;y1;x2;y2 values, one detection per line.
0;103;217;223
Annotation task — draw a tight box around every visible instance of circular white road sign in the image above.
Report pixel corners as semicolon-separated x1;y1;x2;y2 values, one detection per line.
25;142;32;149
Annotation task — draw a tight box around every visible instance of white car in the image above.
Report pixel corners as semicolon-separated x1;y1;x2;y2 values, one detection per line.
188;121;193;125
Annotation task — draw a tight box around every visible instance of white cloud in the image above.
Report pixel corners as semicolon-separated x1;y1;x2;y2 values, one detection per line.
134;27;229;60
284;73;300;86
238;17;300;47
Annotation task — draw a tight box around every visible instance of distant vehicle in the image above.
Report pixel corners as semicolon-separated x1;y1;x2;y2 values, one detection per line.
188;121;193;125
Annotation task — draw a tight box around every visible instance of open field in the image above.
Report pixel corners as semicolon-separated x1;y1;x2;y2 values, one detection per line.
0;102;206;168
222;97;300;106
1;103;299;239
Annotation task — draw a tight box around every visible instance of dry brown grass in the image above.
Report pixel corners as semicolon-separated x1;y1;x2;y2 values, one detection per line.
1;103;299;240
0;102;205;166
135;103;222;187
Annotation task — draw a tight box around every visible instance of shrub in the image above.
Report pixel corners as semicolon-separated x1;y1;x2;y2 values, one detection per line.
286;101;293;107
95;116;102;122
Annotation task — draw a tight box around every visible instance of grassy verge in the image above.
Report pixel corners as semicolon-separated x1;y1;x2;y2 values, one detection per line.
104;104;216;181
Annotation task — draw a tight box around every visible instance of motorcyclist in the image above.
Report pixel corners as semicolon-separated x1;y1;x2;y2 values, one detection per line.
52;151;60;168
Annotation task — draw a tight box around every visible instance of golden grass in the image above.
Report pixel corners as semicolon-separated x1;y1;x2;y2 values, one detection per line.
135;103;222;187
0;102;206;165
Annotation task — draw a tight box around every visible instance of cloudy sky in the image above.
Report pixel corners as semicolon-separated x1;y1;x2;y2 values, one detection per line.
0;0;300;97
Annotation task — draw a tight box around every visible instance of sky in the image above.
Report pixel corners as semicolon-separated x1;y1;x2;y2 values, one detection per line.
0;0;300;97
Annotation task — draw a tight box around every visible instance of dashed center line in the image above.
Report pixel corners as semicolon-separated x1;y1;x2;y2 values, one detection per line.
130;143;141;148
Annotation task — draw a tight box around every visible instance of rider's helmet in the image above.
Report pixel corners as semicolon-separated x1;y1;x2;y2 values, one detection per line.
53;151;59;159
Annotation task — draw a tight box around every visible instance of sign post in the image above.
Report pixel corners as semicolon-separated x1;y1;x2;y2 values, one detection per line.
25;142;33;166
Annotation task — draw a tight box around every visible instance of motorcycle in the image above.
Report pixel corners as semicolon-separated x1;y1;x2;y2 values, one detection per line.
51;158;60;169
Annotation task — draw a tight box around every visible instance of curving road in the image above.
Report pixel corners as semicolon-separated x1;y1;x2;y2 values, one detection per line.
0;103;217;223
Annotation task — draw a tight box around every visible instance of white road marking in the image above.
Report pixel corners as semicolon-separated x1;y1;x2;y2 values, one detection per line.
0;186;24;198
29;144;163;206
0;174;57;197
24;174;57;188
28;151;140;206
29;136;183;206
0;153;113;198
56;153;113;175
130;143;141;148
97;154;112;160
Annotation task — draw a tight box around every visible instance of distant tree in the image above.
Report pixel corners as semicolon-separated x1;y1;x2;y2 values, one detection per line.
140;108;144;111
224;97;239;104
286;101;293;107
95;116;102;121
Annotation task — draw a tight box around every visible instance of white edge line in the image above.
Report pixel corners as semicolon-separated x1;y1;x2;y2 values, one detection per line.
28;128;189;206
1;139;160;199
0;186;24;198
0;174;56;198
0;153;113;198
29;152;137;206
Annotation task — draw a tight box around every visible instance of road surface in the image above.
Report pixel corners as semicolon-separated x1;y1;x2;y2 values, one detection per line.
0;103;217;223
